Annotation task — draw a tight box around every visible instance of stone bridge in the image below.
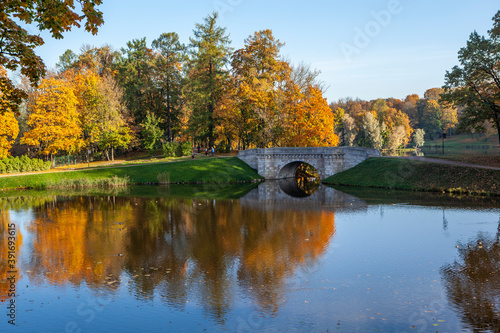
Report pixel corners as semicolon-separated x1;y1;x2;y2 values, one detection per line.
237;147;380;180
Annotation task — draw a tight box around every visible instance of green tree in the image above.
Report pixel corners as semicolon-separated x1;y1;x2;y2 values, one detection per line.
56;49;78;73
140;112;164;151
117;38;161;125
419;100;442;139
187;12;232;147
441;10;500;144
152;32;187;142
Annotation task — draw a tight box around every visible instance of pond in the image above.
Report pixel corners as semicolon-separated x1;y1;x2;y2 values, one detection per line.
0;181;499;332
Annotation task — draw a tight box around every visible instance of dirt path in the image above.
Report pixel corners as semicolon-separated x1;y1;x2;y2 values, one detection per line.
387;156;500;171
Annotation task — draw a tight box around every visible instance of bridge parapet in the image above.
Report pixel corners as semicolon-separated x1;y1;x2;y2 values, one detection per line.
238;147;379;179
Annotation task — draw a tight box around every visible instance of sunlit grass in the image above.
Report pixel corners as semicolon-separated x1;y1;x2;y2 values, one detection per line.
0;157;263;190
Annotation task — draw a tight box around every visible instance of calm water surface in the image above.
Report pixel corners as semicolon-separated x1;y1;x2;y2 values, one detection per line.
0;182;499;332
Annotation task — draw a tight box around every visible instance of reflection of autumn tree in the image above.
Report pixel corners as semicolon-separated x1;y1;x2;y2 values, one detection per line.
238;209;335;313
440;223;500;332
26;197;131;288
123;198;335;319
0;210;22;303
16;194;336;321
123;198;191;309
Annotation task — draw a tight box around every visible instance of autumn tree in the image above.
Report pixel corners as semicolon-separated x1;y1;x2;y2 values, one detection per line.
386;125;406;151
187;12;232;147
21;77;83;163
413;128;425;148
422;88;458;134
360;112;383;150
343;113;358;146
371;98;413;146
284;86;338;147
291;62;326;94
441;10;500;144
419;100;442;139
332;107;345;141
0;0;104;112
74;44;119;77
0;67;19;157
152;33;187;142
214;80;239;149
69;69;131;160
0;110;18;158
231;29;291;147
402;94;420;126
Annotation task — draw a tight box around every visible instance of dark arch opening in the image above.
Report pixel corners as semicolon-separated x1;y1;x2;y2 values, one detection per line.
277;162;320;197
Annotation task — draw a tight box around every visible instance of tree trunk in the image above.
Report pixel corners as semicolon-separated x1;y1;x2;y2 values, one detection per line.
166;81;172;142
208;60;214;148
111;146;114;161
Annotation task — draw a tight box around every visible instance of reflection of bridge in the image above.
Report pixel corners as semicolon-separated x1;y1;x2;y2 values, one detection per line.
239;181;368;212
238;147;380;180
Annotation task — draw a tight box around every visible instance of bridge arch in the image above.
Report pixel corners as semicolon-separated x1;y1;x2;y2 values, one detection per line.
277;161;319;179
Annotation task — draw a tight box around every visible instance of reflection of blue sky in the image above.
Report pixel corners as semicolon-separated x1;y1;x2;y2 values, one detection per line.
8;209;34;266
279;205;500;332
15;0;498;102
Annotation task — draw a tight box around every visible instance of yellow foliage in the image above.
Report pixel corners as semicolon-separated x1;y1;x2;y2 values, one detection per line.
21;77;83;155
0;111;19;158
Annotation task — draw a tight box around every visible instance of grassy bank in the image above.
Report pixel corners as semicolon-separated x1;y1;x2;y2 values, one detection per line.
0;157;263;190
323;158;500;196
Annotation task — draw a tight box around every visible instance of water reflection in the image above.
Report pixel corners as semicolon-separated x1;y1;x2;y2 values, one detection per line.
2;188;344;321
2;185;499;332
440;220;500;332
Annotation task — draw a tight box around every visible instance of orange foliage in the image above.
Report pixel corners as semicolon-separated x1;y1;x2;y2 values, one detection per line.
285;86;339;147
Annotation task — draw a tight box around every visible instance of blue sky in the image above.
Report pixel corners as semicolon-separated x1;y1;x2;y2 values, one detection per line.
30;0;499;102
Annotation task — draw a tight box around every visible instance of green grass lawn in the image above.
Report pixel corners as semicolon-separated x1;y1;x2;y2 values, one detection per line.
0;157;263;190
419;134;500;168
323;157;500;195
422;133;499;155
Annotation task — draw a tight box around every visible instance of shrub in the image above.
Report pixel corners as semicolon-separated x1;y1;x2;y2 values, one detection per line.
20;155;32;172
157;172;170;185
10;157;22;173
0;156;52;174
162;142;177;158
175;142;192;157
